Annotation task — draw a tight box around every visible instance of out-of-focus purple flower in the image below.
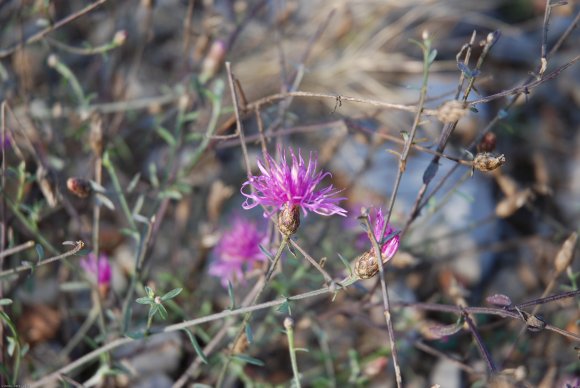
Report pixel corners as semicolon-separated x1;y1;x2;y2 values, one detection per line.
241;147;347;218
370;208;400;261
81;253;112;286
209;217;268;287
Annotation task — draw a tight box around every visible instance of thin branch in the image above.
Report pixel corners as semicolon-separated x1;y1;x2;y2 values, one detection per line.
0;0;110;59
0;241;85;279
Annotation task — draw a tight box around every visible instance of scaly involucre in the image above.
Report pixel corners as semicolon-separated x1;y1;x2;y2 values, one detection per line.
371;208;400;261
241;147;347;217
209;217;268;287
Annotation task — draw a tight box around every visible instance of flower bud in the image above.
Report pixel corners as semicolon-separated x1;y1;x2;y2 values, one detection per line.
477;132;497;153
278;204;300;236
67;177;92;198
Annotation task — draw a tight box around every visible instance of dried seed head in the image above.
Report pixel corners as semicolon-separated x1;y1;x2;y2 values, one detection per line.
232;332;249;355
525;313;546;332
200;40;227;83
67;177;92;198
473;152;506;172
113;30;127;46
36;166;59;207
436;100;468;123
554;232;578;274
278;204;300;236
353;250;379;279
495;189;534;218
477;132;497;153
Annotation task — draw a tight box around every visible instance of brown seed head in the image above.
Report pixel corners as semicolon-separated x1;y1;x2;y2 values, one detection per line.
354;250;379;279
436;100;468;123
473;152;506;172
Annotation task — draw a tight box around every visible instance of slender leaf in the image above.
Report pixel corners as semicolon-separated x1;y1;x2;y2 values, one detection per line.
35;244;45;262
157;303;168;320
232;354;265;367
155;126;177;147
0;298;13;306
245;323;254;345
182;329;208;364
135;297;154;305
148;305;159;321
127;173;141;193
161;287;183;301
145;286;155;298
227;281;235;310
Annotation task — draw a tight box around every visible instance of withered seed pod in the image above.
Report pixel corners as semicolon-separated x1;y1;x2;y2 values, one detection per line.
473;152;506;172
354;250;380;279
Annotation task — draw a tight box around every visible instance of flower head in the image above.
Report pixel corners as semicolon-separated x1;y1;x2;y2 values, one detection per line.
353;208;400;279
241;147;347;218
370;208;400;260
81;253;112;286
209;217;268;287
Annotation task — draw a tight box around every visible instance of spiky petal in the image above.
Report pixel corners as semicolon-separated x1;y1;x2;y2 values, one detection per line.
241;147;347;218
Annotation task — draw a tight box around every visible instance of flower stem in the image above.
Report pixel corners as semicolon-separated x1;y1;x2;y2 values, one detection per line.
216;235;289;387
284;317;301;388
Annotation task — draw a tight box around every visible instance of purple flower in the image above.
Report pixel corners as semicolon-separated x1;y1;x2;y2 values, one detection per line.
369;208;399;261
81;253;112;286
209;217;268;287
241;147;347;218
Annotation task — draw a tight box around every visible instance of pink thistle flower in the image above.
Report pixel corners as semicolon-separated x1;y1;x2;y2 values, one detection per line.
81;252;112;286
353;208;400;279
370;208;400;261
241;147;347;218
209;217;268;287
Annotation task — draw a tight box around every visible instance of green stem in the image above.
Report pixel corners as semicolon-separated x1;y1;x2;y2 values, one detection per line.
216;236;289;387
285;318;301;388
102;151;137;230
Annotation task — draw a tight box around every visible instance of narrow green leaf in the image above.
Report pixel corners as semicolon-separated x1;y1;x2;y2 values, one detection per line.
245;323;254;345
148;305;159;321
336;253;353;277
232;354;265;367
0;298;13;306
277;300;291;315
155;126;177;147
95;192;116;210
145;286;155;298
157;303;168;320
161;287;183;301
158;189;183;200
35;244;45;262
227;281;235;310
427;49;437;64
183;111;200;123
127;173;141;193
125;331;145;340
135;297;154;305
258;244;274;261
182;329;208;364
7;336;16;356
